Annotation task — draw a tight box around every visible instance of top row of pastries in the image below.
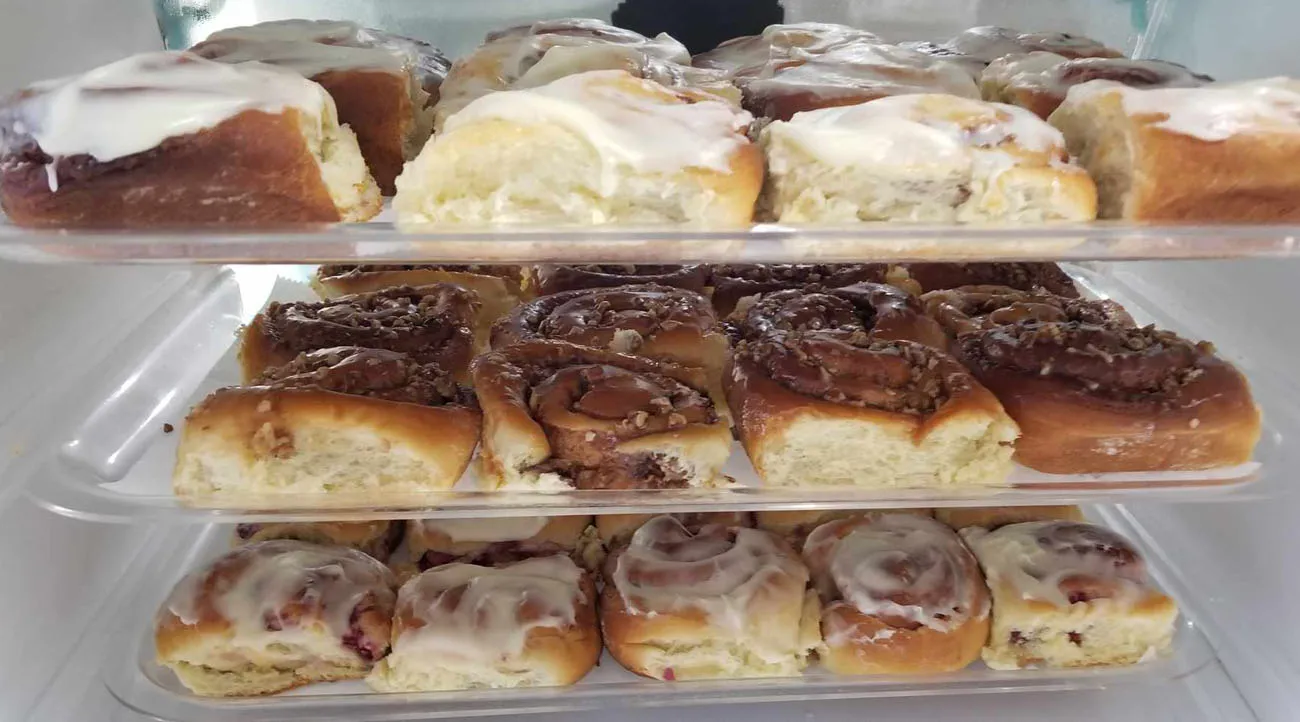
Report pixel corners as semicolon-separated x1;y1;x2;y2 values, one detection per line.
2;18;1298;228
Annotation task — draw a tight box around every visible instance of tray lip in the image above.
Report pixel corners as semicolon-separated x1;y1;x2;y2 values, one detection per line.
102;516;1218;722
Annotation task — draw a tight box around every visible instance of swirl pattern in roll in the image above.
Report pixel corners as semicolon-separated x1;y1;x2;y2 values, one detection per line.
471;340;732;490
802;514;990;674
898;262;1079;297
921;284;1130;337
953;319;1259;472
981;52;1212;119
962;520;1178;669
732;281;947;350
311;264;527;325
493;283;728;370
240;284;482;383
533;264;710;296
708;263;905;317
601;515;818;680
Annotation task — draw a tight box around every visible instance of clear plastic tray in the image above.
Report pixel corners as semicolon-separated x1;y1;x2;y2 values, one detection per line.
17;262;1290;523
100;510;1217;721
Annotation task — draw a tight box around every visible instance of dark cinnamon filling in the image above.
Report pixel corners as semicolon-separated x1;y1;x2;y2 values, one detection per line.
736;282;917;340
923;286;1129;335
515;284;715;348
902;263;1079;297
256;346;473;407
316;264;523;282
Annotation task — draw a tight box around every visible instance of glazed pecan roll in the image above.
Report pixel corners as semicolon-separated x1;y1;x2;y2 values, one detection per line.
953;320;1259;473
493;283;728;370
532;264;709;296
899;262;1079;297
732;281;947;350
312;264;528;324
471;341;732;490
239;284;482;382
708;263;907;317
921;284;1130;338
981;52;1211;119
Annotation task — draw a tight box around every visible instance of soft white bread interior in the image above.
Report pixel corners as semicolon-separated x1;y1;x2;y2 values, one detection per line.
395;70;761;226
760;93;1097;222
300;90;383;221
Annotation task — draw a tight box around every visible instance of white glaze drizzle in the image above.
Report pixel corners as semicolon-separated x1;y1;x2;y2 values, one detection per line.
803;514;987;635
195;19;429;77
414;516;549;543
1066;77;1300;141
983;52;1210;99
390;555;584;664
8;51;328;162
961;521;1154;609
443;69;751;175
163;539;395;638
694;22;883;78
944;26;1117;64
746;42;980;104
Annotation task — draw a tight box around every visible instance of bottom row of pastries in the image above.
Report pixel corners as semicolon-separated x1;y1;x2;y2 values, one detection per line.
154;507;1178;697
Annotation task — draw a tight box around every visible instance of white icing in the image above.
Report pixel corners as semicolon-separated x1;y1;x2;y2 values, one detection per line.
945;26;1116;64
443;70;751;176
612;516;808;662
803;514;987;634
11;51;328;162
695;22;883;77
414;516;549;543
1069;77;1300;142
163;539;395;638
389;555;584;664
962;521;1154;609
984;53;1210;99
745;43;980;106
196;20;424;77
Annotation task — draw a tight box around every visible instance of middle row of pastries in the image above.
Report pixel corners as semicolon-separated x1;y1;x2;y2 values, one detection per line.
155;508;1179;696
173;262;1261;504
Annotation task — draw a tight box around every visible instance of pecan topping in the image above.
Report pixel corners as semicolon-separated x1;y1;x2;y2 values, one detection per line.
255;346;474;407
496;284;716;350
709;264;896;316
735;282;921;341
534;264;709;295
900;263;1079;297
922;285;1131;336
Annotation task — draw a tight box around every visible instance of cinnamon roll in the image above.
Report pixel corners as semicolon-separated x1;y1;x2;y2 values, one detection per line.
897;262;1079;297
471;341;732;490
312;264;528;324
935;505;1084;530
533;264;709;296
730;282;948;350
759;94;1097;223
406;516;593;571
708;263;908;317
903;26;1122;78
596;511;753;548
755;508;933;546
725;334;1018;488
0;52;381;227
492;284;729;372
239;284;482;383
233;521;404;562
920;285;1131;339
981;52;1211;120
155;540;398;697
693;22;883;78
963;521;1178;668
1049;78;1300;220
601;516;820;679
174;347;481;504
191;19;450;194
952;320;1260;472
803;514;990;674
367;555;600;691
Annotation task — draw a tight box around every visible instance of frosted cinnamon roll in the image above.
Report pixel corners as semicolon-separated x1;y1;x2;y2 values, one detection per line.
233;521;404;562
312;264;528;324
755;508;933;546
903;26;1122;78
0;51;380;227
533;264;709;296
368;555;600;691
920;284;1130;338
953;320;1260;472
155;540;398;697
963;521;1178;668
471;341;732;490
981;52;1211;119
803;514;990;674
191;19;450;194
725;334;1018;488
708;263;906;317
407;516;592;570
601;516;820;679
731;282;948;350
174;347;481;503
596;511;753;548
493;284;729;371
897;262;1079;297
693;22;883;78
239;284;482;383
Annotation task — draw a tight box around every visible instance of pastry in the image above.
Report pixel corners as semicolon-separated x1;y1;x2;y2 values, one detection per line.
471;340;732;490
760;93;1097;223
0;51;380;227
896;262;1079;297
232;521;404;562
726;333;1018;488
693;22;883;78
952;317;1260;473
492;284;729;371
903;26;1122;78
728;281;948;351
311;264;527;327
920;284;1131;339
601;515;820;679
935;505;1084;530
394;70;761;226
532;264;709;296
755;508;932;546
239;284;482;383
708;263;909;317
191;19;450;194
367;555;600;691
154;540;397;696
1049;78;1300;220
981;52;1211;119
803;514;990;674
963;521;1178;668
174;347;481;503
596;511;753;548
406;516;592;570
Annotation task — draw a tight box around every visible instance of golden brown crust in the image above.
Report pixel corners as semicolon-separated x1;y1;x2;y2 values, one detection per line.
313;69;412;195
1;109;343;227
935;505;1084;530
818;604;989;675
